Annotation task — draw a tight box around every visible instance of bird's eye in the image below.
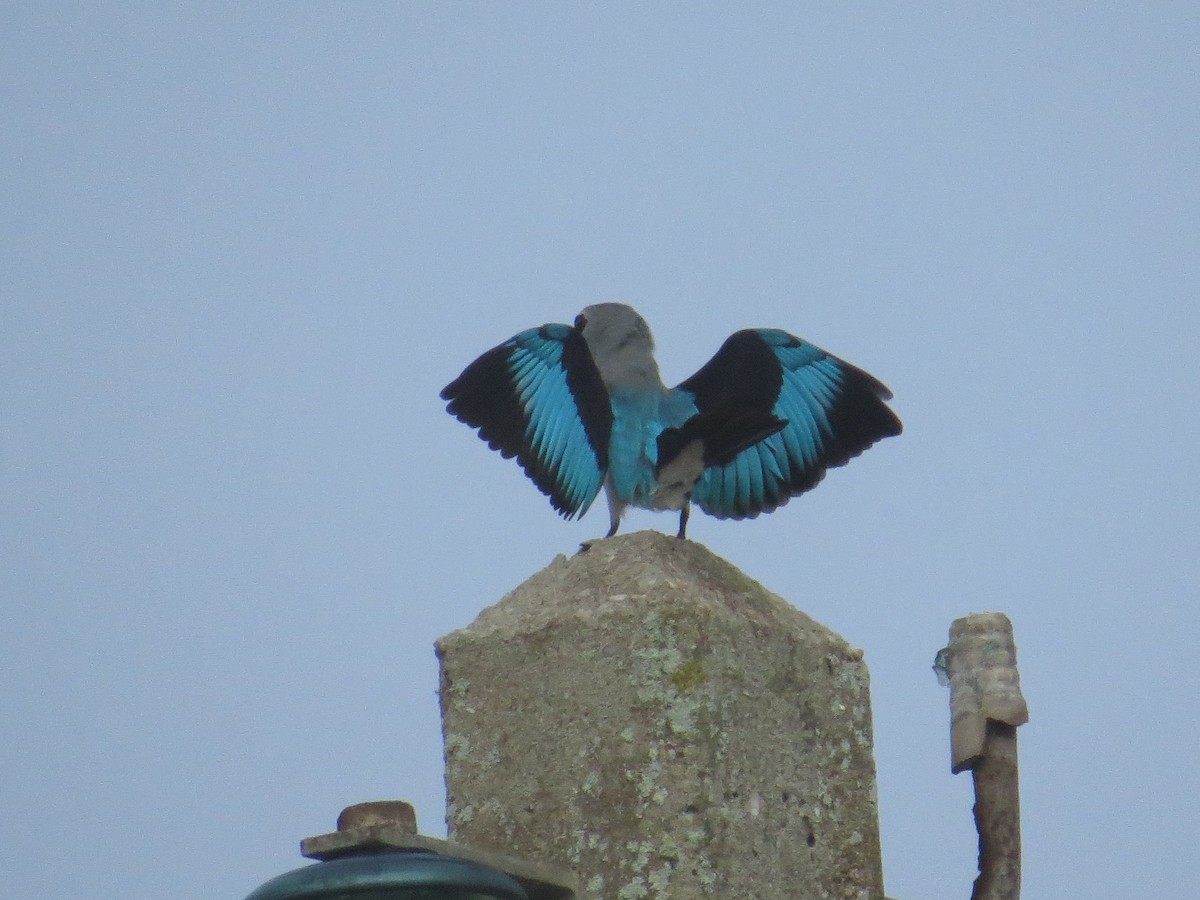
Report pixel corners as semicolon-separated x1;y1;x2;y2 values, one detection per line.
574;314;587;332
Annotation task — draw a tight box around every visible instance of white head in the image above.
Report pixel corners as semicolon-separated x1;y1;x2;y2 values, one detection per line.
575;303;663;389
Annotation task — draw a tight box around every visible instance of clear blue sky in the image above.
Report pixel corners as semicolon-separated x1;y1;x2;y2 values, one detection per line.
3;5;1197;898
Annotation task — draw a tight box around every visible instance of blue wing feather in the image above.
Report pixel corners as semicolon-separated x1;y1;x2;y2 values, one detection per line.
441;324;612;519
682;328;901;520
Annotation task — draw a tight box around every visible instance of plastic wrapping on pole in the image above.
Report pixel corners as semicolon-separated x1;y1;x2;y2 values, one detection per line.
935;612;1029;900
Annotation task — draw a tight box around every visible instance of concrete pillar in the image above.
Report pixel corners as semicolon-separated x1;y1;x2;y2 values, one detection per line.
437;531;884;899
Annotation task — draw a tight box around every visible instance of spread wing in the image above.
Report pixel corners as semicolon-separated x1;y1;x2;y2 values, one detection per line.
680;329;901;519
441;324;613;519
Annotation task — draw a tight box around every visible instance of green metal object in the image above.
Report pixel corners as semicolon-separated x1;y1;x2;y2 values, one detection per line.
245;850;530;900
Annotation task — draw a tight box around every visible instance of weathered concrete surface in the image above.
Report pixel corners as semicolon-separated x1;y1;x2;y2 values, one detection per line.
437;531;884;899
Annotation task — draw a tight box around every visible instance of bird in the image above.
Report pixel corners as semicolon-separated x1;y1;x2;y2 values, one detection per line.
441;303;901;540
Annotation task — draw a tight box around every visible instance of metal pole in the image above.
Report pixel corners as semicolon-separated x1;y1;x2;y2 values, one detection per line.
936;612;1029;900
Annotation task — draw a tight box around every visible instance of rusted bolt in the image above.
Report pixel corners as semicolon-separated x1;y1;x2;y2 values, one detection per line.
336;800;418;833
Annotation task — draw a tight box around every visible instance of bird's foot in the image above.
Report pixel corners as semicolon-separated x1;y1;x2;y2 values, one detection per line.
676;504;690;539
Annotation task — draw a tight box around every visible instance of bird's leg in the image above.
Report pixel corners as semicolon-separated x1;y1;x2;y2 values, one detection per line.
676;502;690;540
605;481;622;538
